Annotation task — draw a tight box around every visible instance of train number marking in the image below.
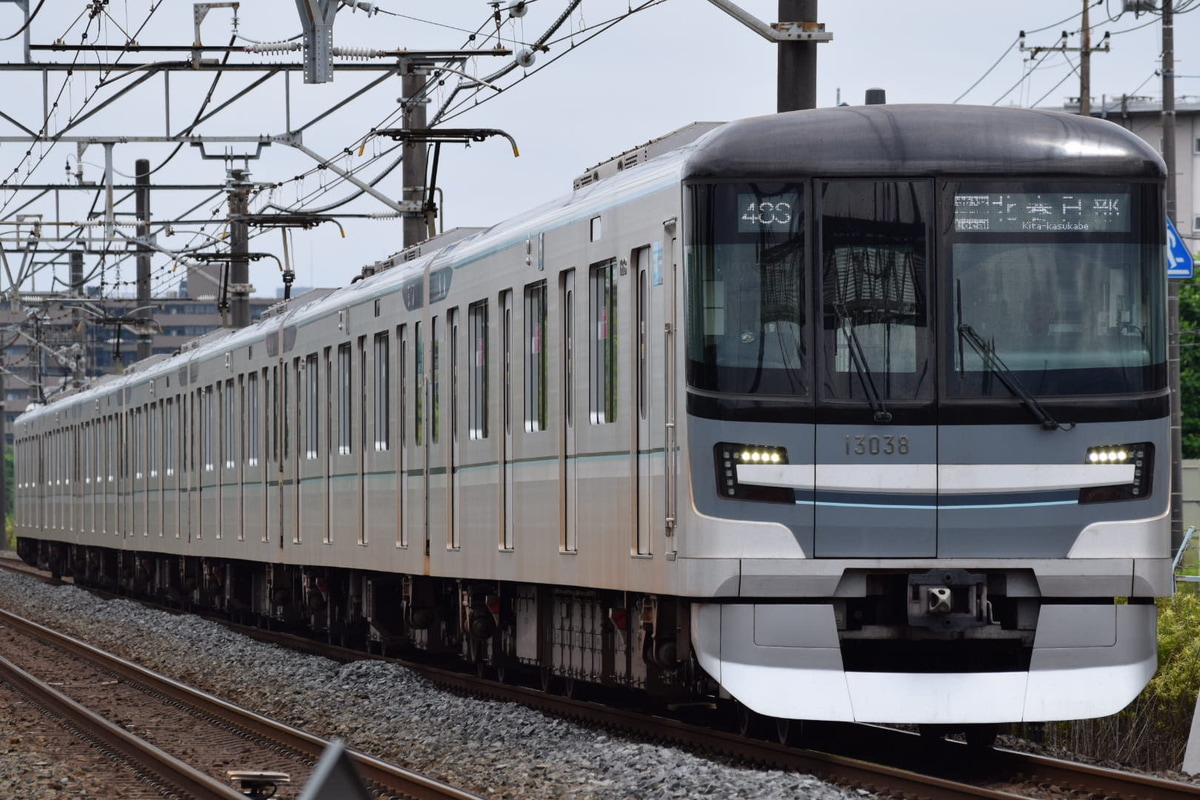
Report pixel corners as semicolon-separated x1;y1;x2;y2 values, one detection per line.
844;434;909;456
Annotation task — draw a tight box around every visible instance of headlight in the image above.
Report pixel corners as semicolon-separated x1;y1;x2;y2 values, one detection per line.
1080;442;1153;504
713;443;793;503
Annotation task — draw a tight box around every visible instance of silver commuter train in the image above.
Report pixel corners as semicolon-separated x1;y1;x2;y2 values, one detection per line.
15;105;1171;731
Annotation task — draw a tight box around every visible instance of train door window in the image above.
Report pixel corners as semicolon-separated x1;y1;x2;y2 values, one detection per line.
562;271;575;428
338;343;352;455
247;372;259;466
590;259;618;424
203;386;214;472
820;179;931;402
134;408;144;480
225;379;236;469
149;402;158;478
271;366;279;463
290;357;300;460
502;292;512;436
283;362;292;460
180;400;188;479
635;246;650;420
524;280;547;432
374;332;390;450
415;322;425;446
358;336;368;458
306;353;319;459
398;325;407;448
468;301;488;440
449;309;460;444
165;399;175;476
432;317;441;445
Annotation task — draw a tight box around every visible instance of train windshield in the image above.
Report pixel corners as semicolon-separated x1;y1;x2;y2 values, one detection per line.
686;182;806;396
947;183;1166;396
819;180;932;405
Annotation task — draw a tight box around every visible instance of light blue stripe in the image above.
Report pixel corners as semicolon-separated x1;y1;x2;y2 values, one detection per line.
938;500;1079;510
799;499;1079;510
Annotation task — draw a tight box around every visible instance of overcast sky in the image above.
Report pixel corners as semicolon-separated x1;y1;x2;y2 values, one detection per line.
0;1;1194;297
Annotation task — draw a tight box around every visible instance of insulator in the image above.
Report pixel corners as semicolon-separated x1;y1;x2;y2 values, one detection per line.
332;46;381;60
245;41;302;54
71;219;141;229
343;0;378;15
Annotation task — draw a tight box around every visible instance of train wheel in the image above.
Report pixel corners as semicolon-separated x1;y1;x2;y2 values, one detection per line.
734;702;764;739
775;717;795;746
562;676;579;699
539;667;555;693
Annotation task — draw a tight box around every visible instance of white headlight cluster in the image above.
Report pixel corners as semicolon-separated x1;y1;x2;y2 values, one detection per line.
1080;442;1153;503
738;448;784;464
1087;447;1129;464
715;443;791;502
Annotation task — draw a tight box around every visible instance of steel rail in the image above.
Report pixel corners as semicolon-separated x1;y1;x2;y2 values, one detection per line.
0;606;488;800
0;652;246;800
10;555;1200;799
987;748;1200;800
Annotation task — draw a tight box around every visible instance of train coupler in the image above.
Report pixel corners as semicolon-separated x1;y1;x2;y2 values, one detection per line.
907;569;993;632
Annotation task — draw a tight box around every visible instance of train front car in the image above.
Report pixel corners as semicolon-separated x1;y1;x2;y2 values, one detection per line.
680;106;1170;727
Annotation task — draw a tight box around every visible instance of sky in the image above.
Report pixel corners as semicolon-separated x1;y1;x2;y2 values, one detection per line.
0;1;1195;299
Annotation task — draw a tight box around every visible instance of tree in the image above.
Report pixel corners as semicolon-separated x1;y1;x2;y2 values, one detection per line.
1180;281;1200;458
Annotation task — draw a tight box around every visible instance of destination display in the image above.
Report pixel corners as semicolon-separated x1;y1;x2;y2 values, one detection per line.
737;192;800;233
954;192;1130;233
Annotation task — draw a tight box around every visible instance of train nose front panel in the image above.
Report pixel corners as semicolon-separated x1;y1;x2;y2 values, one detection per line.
813;424;936;557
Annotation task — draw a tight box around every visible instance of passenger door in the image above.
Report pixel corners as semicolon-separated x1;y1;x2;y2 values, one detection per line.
813;179;937;558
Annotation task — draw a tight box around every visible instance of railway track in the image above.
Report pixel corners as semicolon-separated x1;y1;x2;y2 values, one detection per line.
0;601;488;800
5;552;1200;800
227;610;1200;800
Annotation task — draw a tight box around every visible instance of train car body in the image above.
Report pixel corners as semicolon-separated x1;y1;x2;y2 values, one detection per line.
15;105;1170;728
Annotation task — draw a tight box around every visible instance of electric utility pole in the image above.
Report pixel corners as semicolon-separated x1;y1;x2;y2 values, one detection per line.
135;159;152;362
1163;0;1183;551
228;169;252;330
705;1;830;112
1019;0;1110;115
778;1;818;111
401;71;430;249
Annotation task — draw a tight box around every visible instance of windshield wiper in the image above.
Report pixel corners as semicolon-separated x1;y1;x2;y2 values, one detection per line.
955;283;1072;431
832;299;892;423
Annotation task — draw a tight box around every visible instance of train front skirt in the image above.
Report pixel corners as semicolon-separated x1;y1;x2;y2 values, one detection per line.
691;602;1157;723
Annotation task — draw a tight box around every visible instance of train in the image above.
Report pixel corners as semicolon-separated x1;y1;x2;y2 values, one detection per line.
13;104;1171;743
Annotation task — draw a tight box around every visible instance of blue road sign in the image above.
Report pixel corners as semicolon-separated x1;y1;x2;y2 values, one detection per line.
1168;217;1194;279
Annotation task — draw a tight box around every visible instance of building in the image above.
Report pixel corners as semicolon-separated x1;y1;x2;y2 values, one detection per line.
0;294;283;435
1057;94;1200;254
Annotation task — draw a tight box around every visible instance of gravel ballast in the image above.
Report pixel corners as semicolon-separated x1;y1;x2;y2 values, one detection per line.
0;566;869;800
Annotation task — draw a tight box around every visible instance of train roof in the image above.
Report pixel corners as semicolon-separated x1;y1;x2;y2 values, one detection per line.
683;104;1167;181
